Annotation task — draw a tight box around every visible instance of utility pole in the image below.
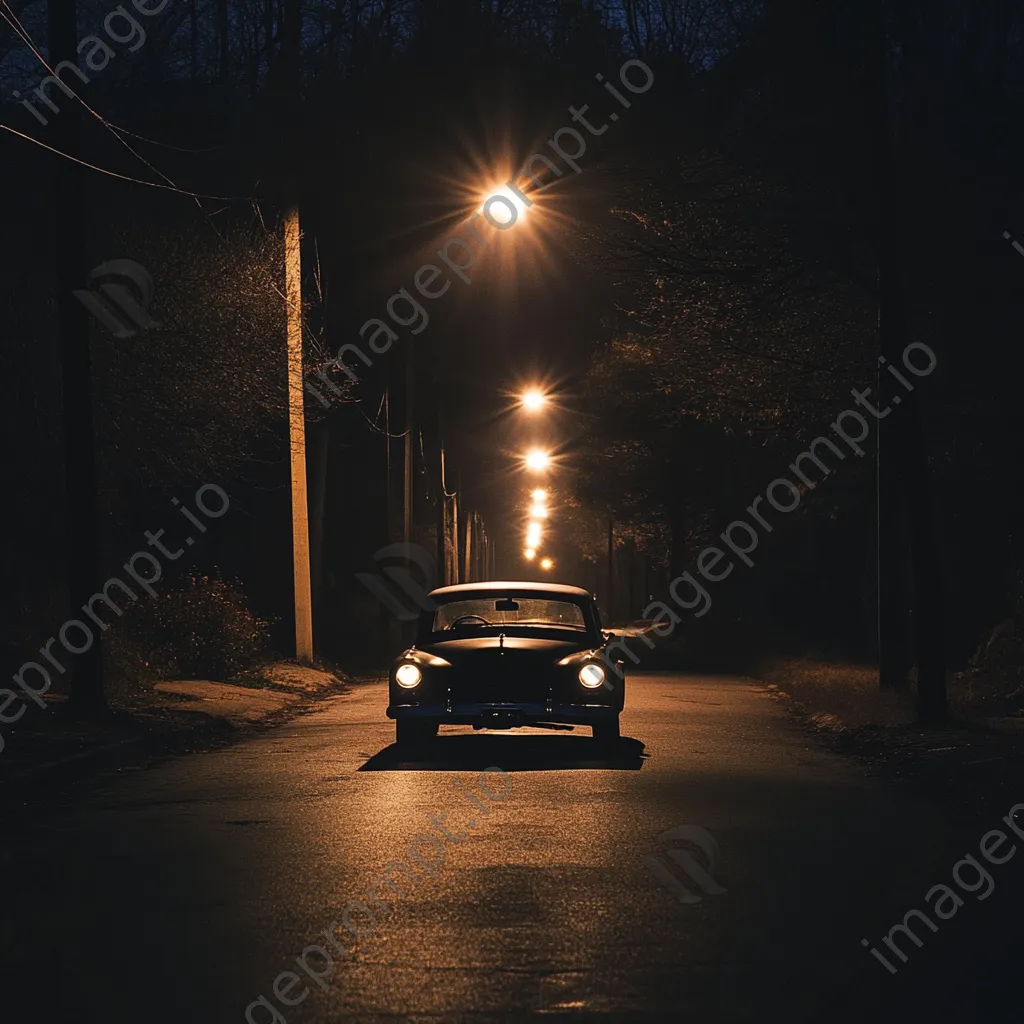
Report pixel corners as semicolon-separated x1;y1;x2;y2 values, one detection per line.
447;490;459;585
437;437;447;586
280;0;311;664
462;511;473;583
622;540;630;618
285;209;313;665
606;518;614;624
50;0;104;712
403;340;414;546
475;515;484;580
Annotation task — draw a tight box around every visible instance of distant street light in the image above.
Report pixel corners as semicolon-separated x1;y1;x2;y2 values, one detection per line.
529;502;548;519
539;557;554;571
521;389;547;412
531;488;548;502
524;547;536;560
524;449;551;472
526;521;542;547
481;185;529;228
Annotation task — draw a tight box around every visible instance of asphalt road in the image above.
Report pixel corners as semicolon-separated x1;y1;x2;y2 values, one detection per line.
3;671;1021;1023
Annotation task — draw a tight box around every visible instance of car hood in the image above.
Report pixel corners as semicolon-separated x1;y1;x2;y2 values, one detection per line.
419;636;595;666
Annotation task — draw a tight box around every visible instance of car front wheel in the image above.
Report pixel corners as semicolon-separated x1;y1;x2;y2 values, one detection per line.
593;717;620;745
396;719;438;748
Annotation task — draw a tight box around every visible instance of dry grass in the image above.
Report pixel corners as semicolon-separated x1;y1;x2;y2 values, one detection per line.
757;656;916;728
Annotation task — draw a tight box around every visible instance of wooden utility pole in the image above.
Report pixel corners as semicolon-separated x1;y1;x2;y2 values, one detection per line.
285;209;313;664
278;0;312;664
462;511;473;583
437;445;446;582
474;515;483;580
403;341;414;546
446;490;459;585
606;518;614;624
50;0;104;712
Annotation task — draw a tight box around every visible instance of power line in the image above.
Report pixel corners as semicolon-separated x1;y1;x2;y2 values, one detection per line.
101;125;226;154
0;1;246;204
358;393;408;437
0;121;248;199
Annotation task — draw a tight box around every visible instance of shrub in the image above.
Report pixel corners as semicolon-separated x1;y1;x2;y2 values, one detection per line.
956;615;1024;714
107;573;271;687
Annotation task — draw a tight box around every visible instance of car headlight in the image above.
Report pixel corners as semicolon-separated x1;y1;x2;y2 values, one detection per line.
395;663;422;688
578;663;606;688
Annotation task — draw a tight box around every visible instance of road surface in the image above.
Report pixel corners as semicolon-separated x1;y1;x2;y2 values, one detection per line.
2;671;1020;1022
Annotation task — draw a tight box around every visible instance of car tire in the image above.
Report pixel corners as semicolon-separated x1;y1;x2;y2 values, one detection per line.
593;717;620;745
396;720;438;748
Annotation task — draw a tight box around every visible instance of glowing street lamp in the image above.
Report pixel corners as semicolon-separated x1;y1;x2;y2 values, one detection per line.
521;389;547;412
480;185;529;228
523;548;536;560
526;522;542;548
524;449;550;472
529;502;548;519
539;557;554;571
531;488;548;502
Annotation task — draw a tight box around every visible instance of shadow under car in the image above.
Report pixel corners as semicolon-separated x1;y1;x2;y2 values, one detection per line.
358;732;647;771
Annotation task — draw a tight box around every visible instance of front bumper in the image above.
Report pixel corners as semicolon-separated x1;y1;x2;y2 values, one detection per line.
387;701;619;727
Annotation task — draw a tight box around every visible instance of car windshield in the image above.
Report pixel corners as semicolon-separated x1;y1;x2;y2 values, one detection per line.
432;597;588;633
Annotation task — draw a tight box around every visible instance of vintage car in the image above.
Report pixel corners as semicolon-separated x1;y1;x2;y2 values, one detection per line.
387;581;626;747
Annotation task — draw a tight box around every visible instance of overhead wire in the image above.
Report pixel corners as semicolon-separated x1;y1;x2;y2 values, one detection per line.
0;121;245;199
358;392;408;437
0;1;248;206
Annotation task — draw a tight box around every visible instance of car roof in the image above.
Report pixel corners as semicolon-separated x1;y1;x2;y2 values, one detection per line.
427;581;594;600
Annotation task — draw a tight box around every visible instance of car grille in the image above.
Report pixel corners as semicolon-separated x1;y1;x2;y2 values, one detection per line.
446;655;553;704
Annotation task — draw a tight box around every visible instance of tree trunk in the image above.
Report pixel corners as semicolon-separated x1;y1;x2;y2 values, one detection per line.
217;0;229;82
869;0;911;692
868;0;945;720
190;0;198;79
905;390;946;723
49;0;105;713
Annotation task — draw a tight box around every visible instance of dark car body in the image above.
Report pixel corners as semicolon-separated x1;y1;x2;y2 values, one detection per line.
387;582;625;746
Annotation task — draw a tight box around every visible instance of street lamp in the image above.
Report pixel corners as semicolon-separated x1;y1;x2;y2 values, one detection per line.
531;488;548;502
524;449;550;472
529;502;548;519
481;184;529;227
539;557;554;571
524;547;536;560
526;521;542;548
521;389;547;412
